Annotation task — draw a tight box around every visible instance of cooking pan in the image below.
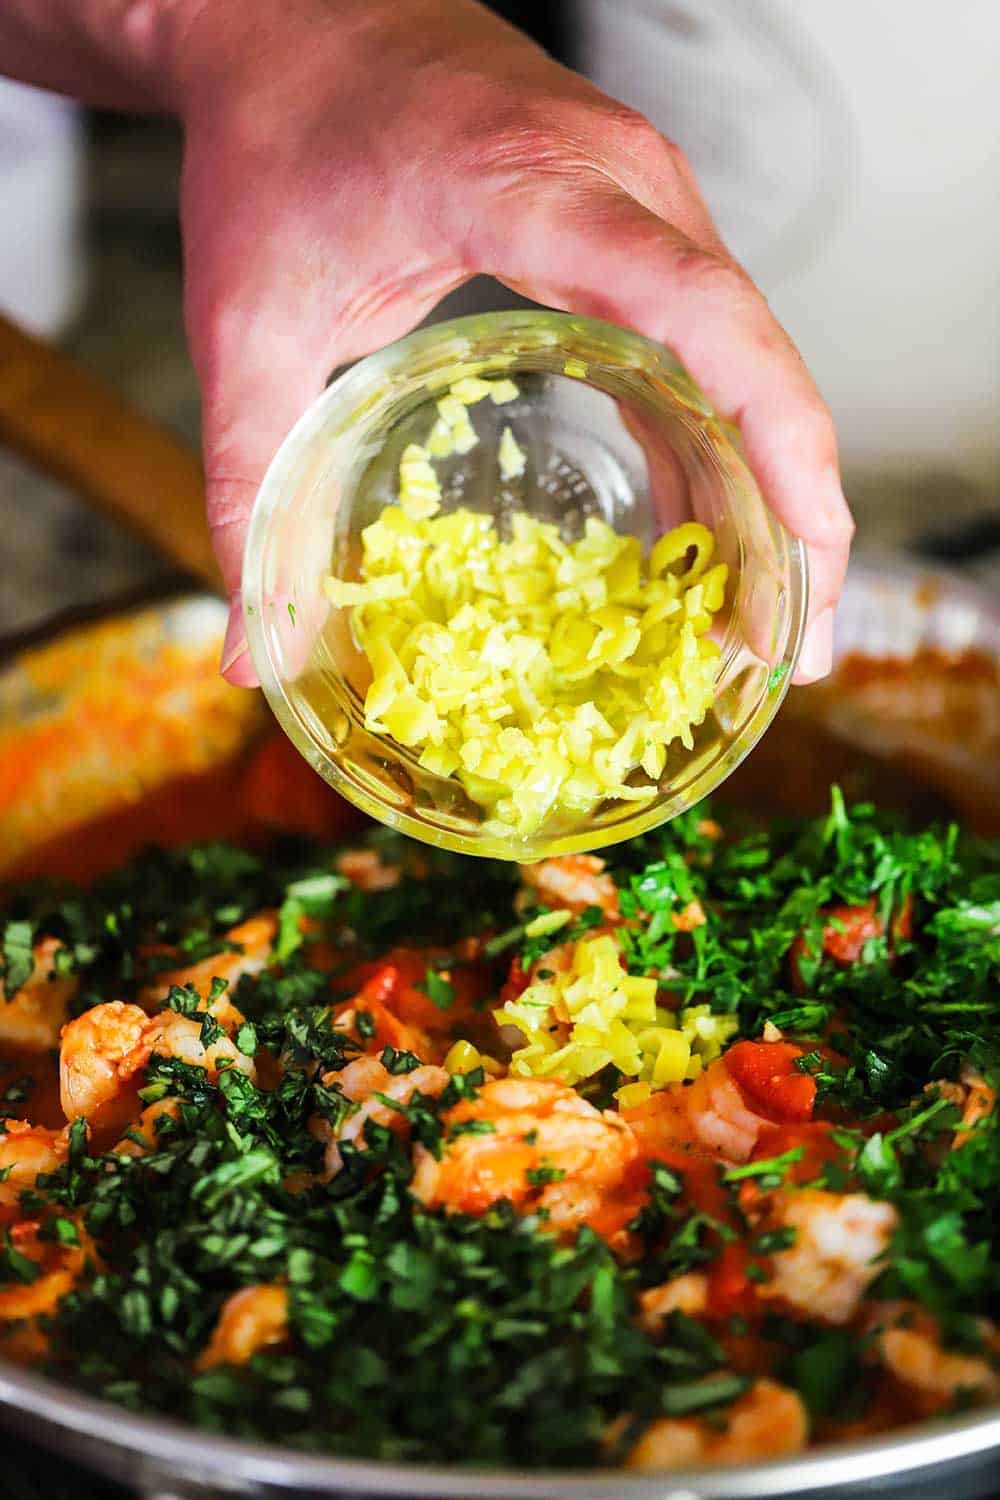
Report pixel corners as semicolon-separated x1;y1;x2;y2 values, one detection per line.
1;312;999;1499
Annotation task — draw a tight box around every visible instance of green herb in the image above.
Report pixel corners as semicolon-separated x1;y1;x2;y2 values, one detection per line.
723;1148;805;1184
660;1373;750;1416
1;919;34;999
448;1120;497;1139
526;1164;566;1187
0;1231;41;1285
752;1227;798;1255
790;1330;860;1415
379;1046;420;1076
419;969;454;1011
234;1022;258;1057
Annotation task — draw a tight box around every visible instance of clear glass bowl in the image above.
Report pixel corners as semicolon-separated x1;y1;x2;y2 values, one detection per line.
243;311;807;860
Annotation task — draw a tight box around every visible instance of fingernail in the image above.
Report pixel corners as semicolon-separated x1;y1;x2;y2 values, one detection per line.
220;593;249;677
796;606;835;683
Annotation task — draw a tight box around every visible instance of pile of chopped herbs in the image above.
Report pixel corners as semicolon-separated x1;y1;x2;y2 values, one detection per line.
0;792;998;1464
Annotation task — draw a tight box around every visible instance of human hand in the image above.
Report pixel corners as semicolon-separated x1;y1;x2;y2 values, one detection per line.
175;0;853;687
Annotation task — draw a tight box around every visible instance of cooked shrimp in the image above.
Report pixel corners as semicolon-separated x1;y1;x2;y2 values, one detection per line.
624;1058;773;1166
624;1040;818;1168
330;991;434;1064
0;936;78;1049
866;1303;1000;1414
411;1077;643;1247
196;1283;289;1370
0;1120;69;1204
61;1001;256;1144
141;1009;257;1082
624;1379;808;1469
637;1273;709;1334
113;1098;183;1157
881;1326;1000;1410
757;1190;897;1325
323;1056;449;1178
336;848;402;892
59;1001;150;1142
518;855;619;919
138;913;277;1016
954;1065;996;1148
0;1216;93;1361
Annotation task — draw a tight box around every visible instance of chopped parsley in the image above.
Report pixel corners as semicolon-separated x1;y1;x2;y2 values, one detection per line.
1;919;34;999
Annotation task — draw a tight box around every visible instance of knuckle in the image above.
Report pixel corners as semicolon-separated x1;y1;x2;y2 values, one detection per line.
449;84;573;177
591;101;668;161
670;243;754;303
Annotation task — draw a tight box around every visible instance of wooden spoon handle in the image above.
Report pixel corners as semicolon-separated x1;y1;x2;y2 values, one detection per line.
0;312;222;591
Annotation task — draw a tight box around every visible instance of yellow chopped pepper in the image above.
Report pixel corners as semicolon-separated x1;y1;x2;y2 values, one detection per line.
324;378;727;844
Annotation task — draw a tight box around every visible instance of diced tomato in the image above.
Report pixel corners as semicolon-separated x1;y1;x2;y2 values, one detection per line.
892;893;915;942
355;964;400;1008
751;1121;843;1184
724;1040;817;1124
499;955;531;1006
9;1219;42;1246
642;1145;734;1223
789;895;914;991
671;900;707;933
822;900;884;964
708;1242;757;1319
341;946;486;1032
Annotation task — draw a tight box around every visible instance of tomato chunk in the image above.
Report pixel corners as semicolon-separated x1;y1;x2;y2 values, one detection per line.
789;895;914;990
752;1121;842;1183
708;1243;757;1318
724;1040;817;1123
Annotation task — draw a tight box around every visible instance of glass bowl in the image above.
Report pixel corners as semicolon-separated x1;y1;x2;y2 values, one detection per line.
243;310;807;860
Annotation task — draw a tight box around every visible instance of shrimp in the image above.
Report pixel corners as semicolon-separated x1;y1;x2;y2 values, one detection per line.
330;984;435;1064
138;913;277;1020
336;848;402;892
518;855;620;919
196;1283;289;1371
0;1120;69;1205
637;1273;709;1334
756;1190;897;1325
411;1077;643;1247
623;1058;773;1166
954;1066;996;1148
323;1056;449;1178
623;1379;808;1469
866;1303;1000;1415
59;1001;150;1142
0;1215;93;1362
141;1009;257;1083
113;1098;182;1157
624;1040;818;1168
60;1001;256;1145
0;936;78;1049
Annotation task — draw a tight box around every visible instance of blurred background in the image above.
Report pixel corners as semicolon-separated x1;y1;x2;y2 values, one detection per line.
1;0;998;639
